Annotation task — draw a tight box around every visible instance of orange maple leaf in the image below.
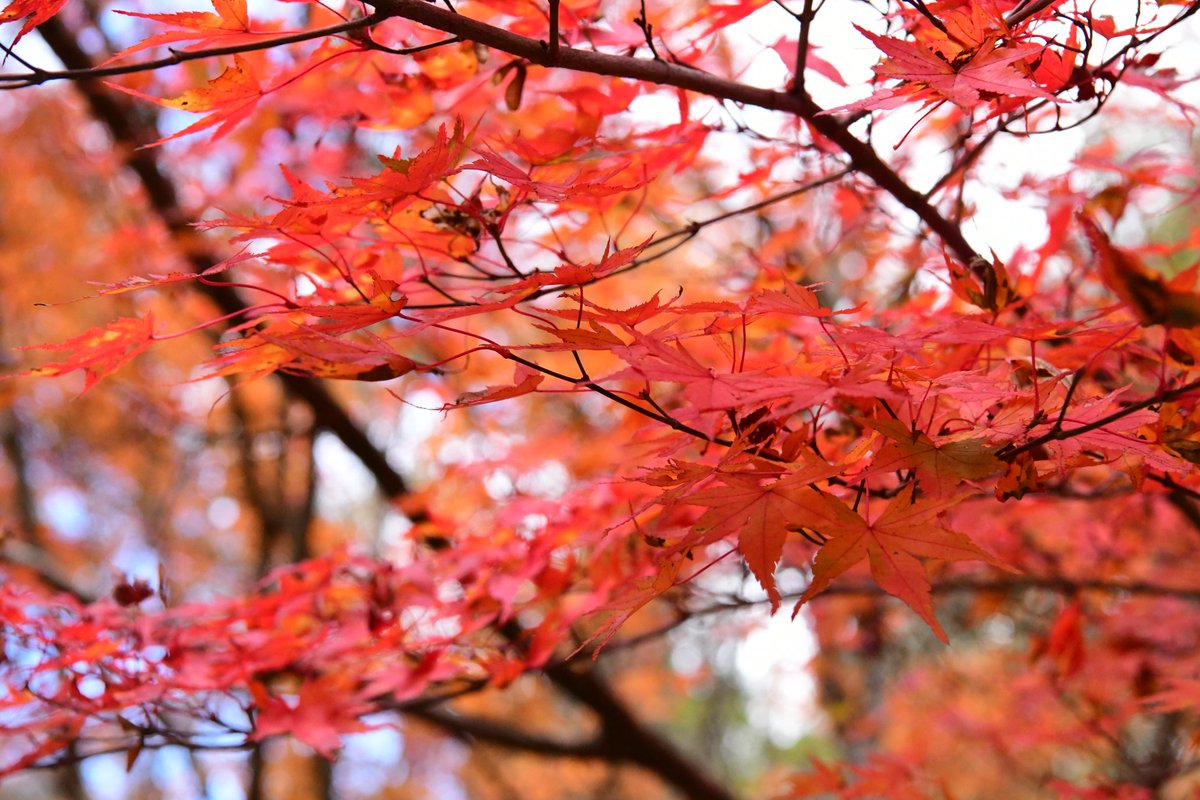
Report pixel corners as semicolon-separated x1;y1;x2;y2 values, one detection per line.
864;417;1003;496
107;0;258;61
14;315;156;392
207;326;416;382
107;54;263;144
447;363;544;409
582;555;684;657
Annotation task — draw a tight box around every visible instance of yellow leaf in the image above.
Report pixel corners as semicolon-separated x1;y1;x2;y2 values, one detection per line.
161;54;259;113
414;42;479;89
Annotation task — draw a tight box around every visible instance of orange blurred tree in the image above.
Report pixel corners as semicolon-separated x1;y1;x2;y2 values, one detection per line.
3;1;1200;798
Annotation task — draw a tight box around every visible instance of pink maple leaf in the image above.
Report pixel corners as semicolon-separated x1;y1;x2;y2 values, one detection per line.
834;27;1054;113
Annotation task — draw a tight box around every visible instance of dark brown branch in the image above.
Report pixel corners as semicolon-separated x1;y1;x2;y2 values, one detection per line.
1004;0;1062;28
410;707;608;757
0;410;39;540
790;0;816;96
395;672;739;800
0;15;382;88
1165;489;1200;541
546;0;560;63
1148;472;1200;504
0;538;91;600
487;616;738;800
903;0;951;38
492;348;735;448
542;662;740;800
632;0;661;62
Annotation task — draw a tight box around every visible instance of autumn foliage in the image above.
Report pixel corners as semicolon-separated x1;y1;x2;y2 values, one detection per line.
3;0;1200;797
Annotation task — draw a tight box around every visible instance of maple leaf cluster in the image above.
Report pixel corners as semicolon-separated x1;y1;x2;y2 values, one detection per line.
2;0;1200;796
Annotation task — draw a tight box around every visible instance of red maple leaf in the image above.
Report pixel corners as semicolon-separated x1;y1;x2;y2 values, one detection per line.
447;363;544;408
251;675;373;757
796;487;1014;642
835;27;1054;113
1080;214;1200;328
0;0;68;46
489;237;653;296
683;459;839;611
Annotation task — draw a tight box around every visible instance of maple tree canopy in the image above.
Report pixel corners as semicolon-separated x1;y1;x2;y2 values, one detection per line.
2;0;1200;797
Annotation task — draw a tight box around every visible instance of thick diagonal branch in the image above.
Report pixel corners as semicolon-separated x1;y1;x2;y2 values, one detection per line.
413;666;739;800
543;662;739;800
410;707;609;758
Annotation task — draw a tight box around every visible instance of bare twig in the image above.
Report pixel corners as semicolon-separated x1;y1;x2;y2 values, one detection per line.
547;0;560;62
1004;0;1061;29
791;0;816;96
0;15;384;88
902;0;950;37
632;0;661;61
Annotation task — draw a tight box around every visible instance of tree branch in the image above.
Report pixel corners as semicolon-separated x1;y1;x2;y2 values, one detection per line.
0;538;91;600
541;662;740;800
546;0;560;63
998;377;1200;461
1004;0;1061;29
0;15;383;88
410;707;608;758
790;0;816;96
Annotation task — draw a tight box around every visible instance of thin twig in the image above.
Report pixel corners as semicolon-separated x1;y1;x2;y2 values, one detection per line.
791;0;815;97
547;0;560;62
1000;378;1200;461
1004;0;1061;29
633;0;661;61
902;0;950;37
0;15;384;88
